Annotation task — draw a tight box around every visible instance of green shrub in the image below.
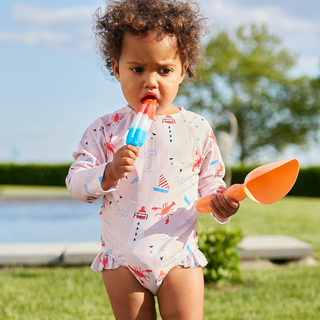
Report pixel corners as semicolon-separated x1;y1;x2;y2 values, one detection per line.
0;163;70;186
198;225;243;283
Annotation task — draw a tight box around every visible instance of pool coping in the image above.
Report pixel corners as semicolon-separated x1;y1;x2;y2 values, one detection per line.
0;235;314;267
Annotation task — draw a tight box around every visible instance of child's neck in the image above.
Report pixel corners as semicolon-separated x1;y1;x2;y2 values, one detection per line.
128;104;181;115
156;105;180;116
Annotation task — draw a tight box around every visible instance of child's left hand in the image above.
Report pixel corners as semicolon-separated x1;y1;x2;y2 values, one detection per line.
209;185;239;220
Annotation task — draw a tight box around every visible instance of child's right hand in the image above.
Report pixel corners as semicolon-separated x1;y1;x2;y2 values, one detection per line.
110;145;140;180
101;145;139;190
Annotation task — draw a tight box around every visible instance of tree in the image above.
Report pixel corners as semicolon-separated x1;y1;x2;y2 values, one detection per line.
179;24;320;163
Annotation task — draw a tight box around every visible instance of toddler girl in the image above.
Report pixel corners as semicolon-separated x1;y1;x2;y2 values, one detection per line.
66;0;239;319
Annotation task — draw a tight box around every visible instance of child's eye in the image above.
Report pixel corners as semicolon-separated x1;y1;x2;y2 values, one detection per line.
159;68;172;75
132;67;143;73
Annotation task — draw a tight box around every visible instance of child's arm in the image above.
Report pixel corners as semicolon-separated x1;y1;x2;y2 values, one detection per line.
207;185;239;222
196;118;238;223
66;117;119;203
101;145;139;190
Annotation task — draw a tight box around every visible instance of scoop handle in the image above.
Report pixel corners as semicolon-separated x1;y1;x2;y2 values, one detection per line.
195;184;246;213
223;184;246;201
195;194;213;213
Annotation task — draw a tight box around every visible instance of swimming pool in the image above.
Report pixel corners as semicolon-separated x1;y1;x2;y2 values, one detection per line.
0;201;102;243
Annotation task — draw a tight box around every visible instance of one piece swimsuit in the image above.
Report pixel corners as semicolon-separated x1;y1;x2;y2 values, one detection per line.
66;105;228;295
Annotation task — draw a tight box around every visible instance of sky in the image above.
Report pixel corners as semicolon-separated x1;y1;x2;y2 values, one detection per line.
1;0;319;166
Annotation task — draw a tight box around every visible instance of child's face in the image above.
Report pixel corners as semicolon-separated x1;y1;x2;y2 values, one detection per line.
111;32;188;115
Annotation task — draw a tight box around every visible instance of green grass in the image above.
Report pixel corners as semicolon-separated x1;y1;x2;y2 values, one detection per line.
0;267;112;320
1;194;320;319
0;185;69;196
203;265;320;320
0;265;319;320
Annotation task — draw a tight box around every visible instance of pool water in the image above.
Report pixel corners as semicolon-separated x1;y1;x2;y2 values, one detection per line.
0;201;102;243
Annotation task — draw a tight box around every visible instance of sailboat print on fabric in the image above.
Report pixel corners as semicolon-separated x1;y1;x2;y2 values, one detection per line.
153;174;170;193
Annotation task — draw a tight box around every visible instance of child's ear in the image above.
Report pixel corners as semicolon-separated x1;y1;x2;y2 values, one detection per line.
111;58;120;81
180;62;188;82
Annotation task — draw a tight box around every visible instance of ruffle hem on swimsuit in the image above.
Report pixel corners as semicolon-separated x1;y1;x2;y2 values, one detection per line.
91;249;208;272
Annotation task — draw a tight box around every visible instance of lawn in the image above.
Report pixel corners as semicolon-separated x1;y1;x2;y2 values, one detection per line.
1;265;319;320
1;190;320;319
0;185;70;196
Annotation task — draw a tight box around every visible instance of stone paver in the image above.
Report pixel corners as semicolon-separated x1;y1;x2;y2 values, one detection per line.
0;243;67;266
63;242;101;265
238;235;313;260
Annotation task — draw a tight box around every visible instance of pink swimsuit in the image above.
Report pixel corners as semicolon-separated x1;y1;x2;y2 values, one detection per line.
66;106;229;295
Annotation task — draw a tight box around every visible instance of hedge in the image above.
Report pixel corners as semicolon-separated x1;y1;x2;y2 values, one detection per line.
0;163;71;186
0;163;319;197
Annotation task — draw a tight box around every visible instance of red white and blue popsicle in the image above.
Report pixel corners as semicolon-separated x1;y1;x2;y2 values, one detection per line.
126;99;157;147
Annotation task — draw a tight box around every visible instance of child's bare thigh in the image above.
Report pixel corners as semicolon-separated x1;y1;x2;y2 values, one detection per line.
102;267;157;320
157;265;204;320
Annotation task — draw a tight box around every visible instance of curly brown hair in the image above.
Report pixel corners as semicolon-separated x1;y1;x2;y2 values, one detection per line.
93;0;208;79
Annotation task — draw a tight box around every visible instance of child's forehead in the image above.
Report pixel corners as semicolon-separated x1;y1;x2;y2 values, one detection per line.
122;32;179;53
120;32;181;62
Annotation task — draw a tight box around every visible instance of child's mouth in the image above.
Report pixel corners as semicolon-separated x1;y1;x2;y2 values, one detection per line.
141;95;158;103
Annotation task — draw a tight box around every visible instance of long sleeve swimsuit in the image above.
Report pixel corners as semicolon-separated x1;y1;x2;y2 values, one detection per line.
66;105;228;295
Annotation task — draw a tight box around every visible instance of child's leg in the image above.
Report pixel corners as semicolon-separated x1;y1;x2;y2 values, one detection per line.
157;266;204;320
102;266;157;320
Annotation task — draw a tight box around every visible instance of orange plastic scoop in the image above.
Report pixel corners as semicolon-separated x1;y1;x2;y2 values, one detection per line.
196;158;299;213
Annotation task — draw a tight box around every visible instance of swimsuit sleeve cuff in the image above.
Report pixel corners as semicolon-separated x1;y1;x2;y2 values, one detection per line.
210;212;231;224
100;180;120;193
99;162;120;193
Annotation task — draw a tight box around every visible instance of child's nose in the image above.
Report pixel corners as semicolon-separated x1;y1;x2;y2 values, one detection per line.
144;72;158;89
